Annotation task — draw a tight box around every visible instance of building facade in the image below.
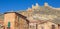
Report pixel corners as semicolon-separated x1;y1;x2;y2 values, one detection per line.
29;20;60;29
0;12;29;29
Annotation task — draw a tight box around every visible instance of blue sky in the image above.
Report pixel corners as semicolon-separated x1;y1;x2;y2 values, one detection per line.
0;0;60;13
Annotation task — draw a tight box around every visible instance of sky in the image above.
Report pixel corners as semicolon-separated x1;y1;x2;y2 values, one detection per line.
0;0;60;13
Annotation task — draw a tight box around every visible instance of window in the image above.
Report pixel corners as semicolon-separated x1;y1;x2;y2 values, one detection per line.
41;24;44;29
52;25;55;29
41;26;44;29
17;16;20;22
8;22;10;27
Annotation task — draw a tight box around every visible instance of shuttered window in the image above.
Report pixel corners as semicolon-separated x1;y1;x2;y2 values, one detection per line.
8;22;10;28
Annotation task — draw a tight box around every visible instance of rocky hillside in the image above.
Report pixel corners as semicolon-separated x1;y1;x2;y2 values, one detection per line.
0;5;60;21
17;6;60;21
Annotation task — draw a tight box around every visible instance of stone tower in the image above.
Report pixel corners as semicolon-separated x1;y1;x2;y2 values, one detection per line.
44;2;49;6
4;12;29;29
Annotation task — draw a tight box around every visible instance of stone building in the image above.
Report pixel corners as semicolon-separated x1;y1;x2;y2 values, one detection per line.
29;20;60;29
0;19;4;29
0;12;29;29
29;20;38;29
37;20;58;29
